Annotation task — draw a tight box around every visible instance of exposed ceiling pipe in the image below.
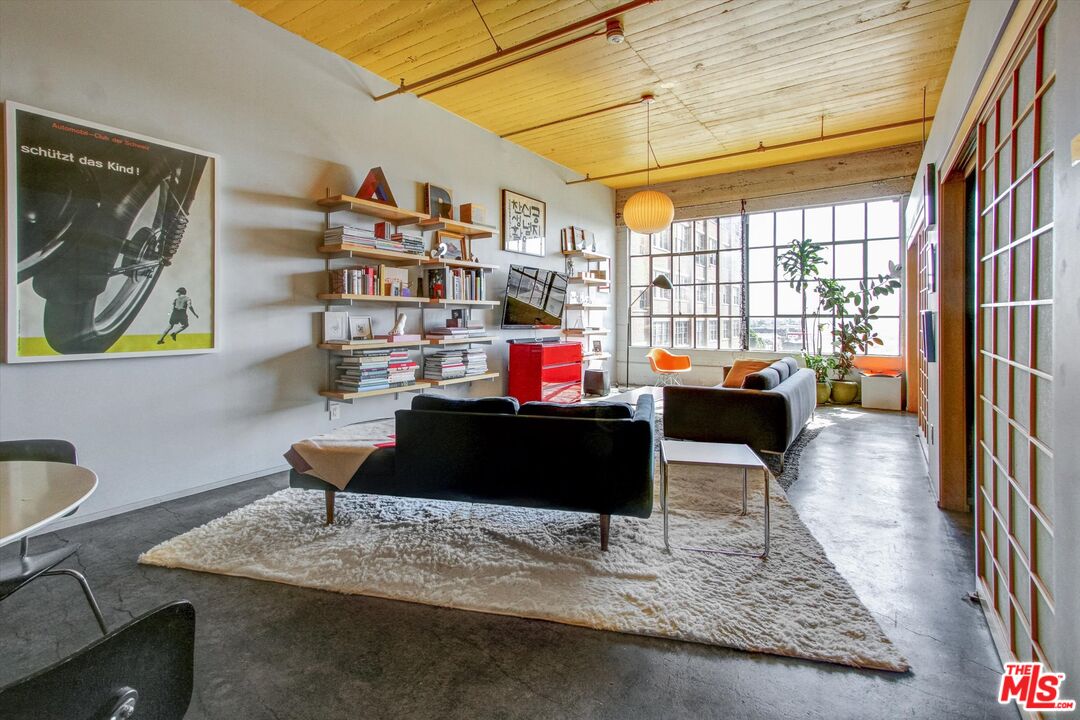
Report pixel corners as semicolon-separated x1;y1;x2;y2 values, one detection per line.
373;0;660;102
500;95;650;139
566;116;937;185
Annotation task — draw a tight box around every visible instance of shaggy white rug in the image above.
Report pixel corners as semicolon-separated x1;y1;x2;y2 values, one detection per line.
140;465;908;672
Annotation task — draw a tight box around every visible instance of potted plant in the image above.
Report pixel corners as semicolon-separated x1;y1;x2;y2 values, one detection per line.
802;353;837;405
817;264;902;405
778;238;827;354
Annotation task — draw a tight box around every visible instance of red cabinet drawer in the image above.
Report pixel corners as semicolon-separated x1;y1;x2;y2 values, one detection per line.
541;362;581;384
540;342;582;364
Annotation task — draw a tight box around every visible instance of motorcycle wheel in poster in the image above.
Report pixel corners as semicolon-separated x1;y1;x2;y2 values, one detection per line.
4;102;217;362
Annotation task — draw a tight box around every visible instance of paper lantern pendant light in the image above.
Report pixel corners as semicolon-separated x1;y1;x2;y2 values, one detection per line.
623;94;673;235
624;189;674;235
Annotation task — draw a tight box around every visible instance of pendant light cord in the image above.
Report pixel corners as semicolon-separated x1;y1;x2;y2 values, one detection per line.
646;100;651;188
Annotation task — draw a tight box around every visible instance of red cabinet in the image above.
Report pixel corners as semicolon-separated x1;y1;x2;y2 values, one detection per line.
508;342;583;404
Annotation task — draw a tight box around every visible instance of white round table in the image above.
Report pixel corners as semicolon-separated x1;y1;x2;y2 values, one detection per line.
0;461;98;546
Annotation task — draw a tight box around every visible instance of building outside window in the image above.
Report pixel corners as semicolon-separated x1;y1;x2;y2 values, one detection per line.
629;197;903;355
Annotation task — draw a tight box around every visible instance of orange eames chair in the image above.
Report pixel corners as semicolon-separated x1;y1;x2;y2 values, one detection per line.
646;348;692;386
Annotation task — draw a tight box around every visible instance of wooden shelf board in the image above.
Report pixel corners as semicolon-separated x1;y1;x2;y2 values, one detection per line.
321;381;432;401
319;293;431;304
562;250;610;261
563;329;609;336
317;195;430;224
568;276;607;285
426;372;500;387
423;258;498;271
320;340;429;351
583;352;612;360
414;217;498;238
318;243;425;265
428;299;500;307
425;335;497;345
565;303;609;310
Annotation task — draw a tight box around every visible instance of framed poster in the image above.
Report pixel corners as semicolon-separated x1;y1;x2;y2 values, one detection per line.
502;189;545;256
4;102;218;363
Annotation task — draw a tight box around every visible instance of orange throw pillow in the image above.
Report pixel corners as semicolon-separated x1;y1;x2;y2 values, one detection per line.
722;359;775;388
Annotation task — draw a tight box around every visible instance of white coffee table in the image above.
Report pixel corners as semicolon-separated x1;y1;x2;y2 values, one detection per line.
659;440;770;559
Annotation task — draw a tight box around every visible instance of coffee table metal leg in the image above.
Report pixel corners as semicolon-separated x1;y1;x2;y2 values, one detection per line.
762;467;770;559
740;467;748;515
662;454;671;552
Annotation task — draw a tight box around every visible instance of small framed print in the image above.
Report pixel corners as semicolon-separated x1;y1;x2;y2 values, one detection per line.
350;316;373;341
437;231;465;261
591;340;603;353
323;311;350;343
502;189;545;256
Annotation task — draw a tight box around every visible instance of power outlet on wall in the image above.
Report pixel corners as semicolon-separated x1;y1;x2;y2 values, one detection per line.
329;404;340;420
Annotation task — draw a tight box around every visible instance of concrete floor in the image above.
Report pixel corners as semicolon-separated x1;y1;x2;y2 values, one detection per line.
0;408;1014;719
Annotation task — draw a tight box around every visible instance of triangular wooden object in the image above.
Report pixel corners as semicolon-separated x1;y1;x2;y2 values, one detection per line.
356;167;397;207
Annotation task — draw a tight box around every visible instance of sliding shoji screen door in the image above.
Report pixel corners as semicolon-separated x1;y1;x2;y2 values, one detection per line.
974;3;1057;666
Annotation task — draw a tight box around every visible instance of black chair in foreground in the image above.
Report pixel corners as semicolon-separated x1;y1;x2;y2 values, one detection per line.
0;601;196;720
0;439;107;634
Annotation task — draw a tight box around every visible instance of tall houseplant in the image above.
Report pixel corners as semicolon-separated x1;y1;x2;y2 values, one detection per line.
778;238;827;354
817;263;902;404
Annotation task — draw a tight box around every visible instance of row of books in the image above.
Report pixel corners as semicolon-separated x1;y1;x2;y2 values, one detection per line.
335;349;419;391
324;223;424;255
423;348;489;381
426;267;487;301
329;265;413;297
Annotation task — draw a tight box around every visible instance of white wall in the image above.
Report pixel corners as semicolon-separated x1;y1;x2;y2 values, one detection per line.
0;0;615;522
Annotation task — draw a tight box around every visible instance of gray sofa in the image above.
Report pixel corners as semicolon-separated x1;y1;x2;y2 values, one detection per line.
662;357;816;467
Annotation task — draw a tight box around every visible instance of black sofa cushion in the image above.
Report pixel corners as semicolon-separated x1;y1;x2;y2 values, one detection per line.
769;360;791;382
411;394;519;415
519;401;635;419
742;367;781;390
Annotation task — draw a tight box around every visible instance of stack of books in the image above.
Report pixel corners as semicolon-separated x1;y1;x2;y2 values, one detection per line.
387;350;418;386
425;267;487;301
374;223;425;255
423;350;468;381
328;264;413;297
464;348;488;376
336;349;392;392
426;324;488;339
325;225;377;246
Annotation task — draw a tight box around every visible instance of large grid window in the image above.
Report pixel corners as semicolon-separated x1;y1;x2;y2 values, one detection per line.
629;198;903;354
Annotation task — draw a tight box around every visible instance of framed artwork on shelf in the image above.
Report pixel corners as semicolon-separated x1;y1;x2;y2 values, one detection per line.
4;102;219;363
436;231;466;261
350;316;373;341
424;183;454;220
323;311;350;343
592;340;603;353
502;189;545;256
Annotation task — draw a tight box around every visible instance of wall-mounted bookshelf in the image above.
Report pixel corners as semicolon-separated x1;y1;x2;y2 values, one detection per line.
426;372;500;387
320;340;430;351
426;335;497;346
565;302;608;311
317;195;431;224
320;382;432;402
319;293;430;304
563;328;608;337
561;249;610;262
412;217;498;238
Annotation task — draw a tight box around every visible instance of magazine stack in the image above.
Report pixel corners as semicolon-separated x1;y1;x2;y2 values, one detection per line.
423;350;468;381
387;350;418;386
336;349;392;392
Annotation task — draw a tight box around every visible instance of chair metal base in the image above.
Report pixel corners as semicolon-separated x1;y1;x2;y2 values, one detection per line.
1;545;108;635
653;372;684;387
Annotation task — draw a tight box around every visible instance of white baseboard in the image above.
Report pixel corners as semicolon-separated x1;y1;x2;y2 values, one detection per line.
40;464;289;535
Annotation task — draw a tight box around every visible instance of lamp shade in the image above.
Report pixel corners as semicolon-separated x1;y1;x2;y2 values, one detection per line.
623;189;674;235
651;273;673;290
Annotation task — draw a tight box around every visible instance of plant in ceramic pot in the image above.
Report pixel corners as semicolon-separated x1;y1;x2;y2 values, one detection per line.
803;353;837;405
817;264;902;405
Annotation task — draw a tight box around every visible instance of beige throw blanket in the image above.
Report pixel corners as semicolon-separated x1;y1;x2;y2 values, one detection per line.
284;418;395;490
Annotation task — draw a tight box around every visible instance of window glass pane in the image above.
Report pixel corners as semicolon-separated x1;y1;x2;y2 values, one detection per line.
674;255;694;285
630;257;650;285
835;202;866;241
673;286;693;314
717;283;743;315
804;206;833;244
748;213;774;247
866;199;900;238
718;317;742;350
776;209;803;245
749;318;776;351
867;238;899;277
749;247;773;281
718;217;742;249
777;317;804;352
777;282;803;316
672;222;693;253
652;256;670;277
696;285;716;314
695;253;717;282
718;249;741;283
693;220;714;251
673;318;692;348
868;318;900;356
630;317;650;346
695;318;717;349
749;282;774;316
651;318;671;347
651;228;670;254
873;291;901;317
834;242;864;278
629;231;650;256
652;286;671;315
630;286;649;314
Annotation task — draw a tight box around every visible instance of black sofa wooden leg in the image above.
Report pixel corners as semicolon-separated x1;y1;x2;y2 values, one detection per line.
599;514;610;552
325;490;335;525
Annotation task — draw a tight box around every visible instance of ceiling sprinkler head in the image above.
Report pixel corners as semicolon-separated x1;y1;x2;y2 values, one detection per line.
606;18;625;44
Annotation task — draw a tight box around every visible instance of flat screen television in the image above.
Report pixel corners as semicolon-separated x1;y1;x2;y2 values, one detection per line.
500;265;568;329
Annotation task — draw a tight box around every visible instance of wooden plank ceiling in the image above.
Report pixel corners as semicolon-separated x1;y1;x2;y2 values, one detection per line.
236;0;968;188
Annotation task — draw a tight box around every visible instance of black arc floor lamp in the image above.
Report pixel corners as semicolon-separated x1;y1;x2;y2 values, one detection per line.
625;273;673;389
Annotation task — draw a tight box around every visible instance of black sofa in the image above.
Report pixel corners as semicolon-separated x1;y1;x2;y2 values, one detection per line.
662;357;815;468
289;393;655;550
